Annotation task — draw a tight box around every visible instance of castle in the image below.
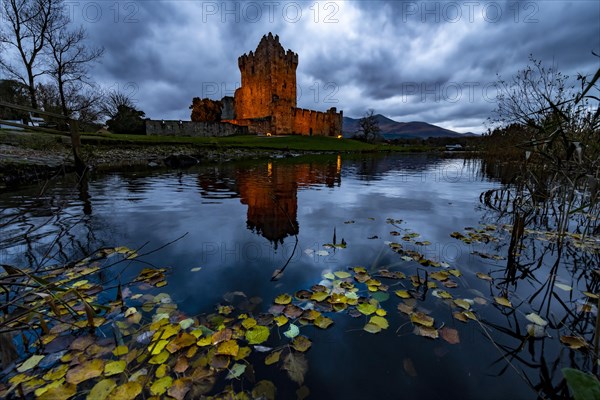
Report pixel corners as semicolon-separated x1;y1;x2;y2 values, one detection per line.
224;33;343;136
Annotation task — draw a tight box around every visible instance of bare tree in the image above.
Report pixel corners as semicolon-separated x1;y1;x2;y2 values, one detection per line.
0;0;62;109
100;90;136;120
44;14;104;117
356;109;382;143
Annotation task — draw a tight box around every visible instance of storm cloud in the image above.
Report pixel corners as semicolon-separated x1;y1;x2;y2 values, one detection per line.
59;1;600;132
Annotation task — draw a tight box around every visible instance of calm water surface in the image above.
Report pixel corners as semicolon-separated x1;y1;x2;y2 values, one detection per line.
1;154;581;399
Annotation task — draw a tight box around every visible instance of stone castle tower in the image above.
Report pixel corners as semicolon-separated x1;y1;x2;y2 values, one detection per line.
227;33;342;136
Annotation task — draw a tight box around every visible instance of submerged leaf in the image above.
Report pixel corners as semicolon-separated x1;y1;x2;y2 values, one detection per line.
226;363;247;379
525;312;548;327
440;327;460;344
283;353;308;385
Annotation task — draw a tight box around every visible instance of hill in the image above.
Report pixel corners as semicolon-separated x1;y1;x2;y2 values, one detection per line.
342;114;475;139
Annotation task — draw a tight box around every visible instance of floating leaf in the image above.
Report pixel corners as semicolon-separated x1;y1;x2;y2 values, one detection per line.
448;269;461;277
179;318;195;330
167;379;192;400
284;324;300;339
313;315;333;329
527;324;547;338
476;272;493;281
104;360;126;376
394;290;411;299
494;297;512;308
334;271;351;279
150;376;173;396
562;367;600;400
432;289;452;299
226;363;247;379
274;315;289;327
265;350;282;365
555;283;573;291
413;325;439;339
190;267;202;272
246;325;270;345
292;336;312;352
17;354;45;373
88;379;117;400
440;327;460;344
525;312;548;327
112;345;128;356
323;272;335;280
274;293;292;305
369;315;389;330
37;384;76;400
410;312;434;327
217;340;239;357
430;271;449;281
357;301;378;315
66;359;104;384
310;291;329;302
106;381;142;400
560;335;588;350
453;299;471;310
363;323;382;334
242;318;258;329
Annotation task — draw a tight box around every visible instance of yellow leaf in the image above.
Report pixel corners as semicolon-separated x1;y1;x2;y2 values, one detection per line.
107;381;142;400
43;364;68;381
217;340;240;357
245;326;270;345
150;376;174;396
291;336;312;352
494;297;512;308
410;312;434;327
112;345;128;356
149;339;169;355
104;360;126;376
66;359;104;385
274;315;289;327
334;271;351;279
363;322;381;334
310;291;329;302
313;316;333;329
476;272;493;281
149;350;169;364
242;318;258;329
453;299;471;310
196;336;212;347
17;354;45;373
87;379;117;400
265;350;282;365
394;290;411;299
369;315;389;329
429;271;449;281
37;383;76;400
356;301;378;315
448;269;461;277
155;363;169;378
274;293;292;305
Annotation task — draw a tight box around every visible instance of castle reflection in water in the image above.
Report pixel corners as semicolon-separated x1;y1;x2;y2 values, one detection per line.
197;155;342;247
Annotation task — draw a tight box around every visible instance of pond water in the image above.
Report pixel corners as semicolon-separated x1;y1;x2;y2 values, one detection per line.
1;153;595;399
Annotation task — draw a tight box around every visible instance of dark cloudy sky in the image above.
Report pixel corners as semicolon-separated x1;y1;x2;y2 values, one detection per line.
64;1;600;132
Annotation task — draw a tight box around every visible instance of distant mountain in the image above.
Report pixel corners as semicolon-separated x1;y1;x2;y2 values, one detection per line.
342;114;474;139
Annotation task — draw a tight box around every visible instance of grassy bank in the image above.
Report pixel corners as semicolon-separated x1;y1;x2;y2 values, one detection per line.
80;131;432;152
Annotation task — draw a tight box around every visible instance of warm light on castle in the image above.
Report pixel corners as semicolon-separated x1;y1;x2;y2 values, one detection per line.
223;33;343;136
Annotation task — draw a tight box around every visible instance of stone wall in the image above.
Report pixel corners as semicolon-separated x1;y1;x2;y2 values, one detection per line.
292;107;343;136
146;120;248;137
